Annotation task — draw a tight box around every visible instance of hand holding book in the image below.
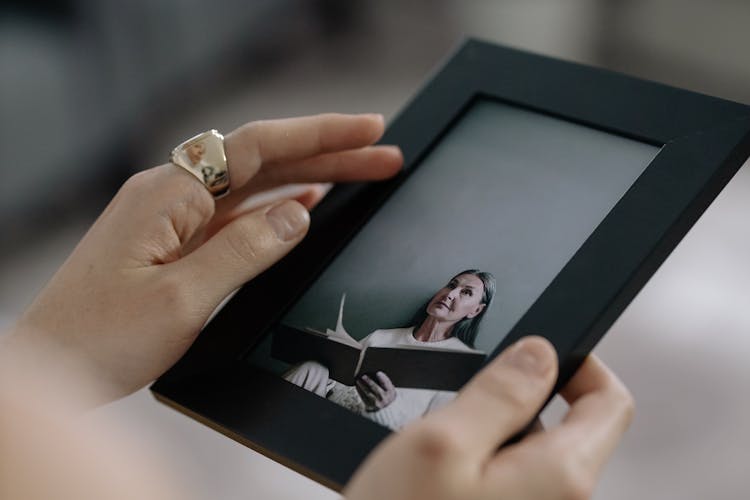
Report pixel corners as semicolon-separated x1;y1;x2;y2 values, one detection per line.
272;293;487;391
356;371;397;411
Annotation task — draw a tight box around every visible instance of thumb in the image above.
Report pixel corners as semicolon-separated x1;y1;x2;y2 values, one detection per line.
172;199;310;309
425;336;557;458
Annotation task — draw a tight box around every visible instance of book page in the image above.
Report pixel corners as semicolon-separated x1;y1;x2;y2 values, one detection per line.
325;293;362;349
376;344;484;354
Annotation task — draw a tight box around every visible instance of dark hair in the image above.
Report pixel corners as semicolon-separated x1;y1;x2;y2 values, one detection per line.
409;269;496;348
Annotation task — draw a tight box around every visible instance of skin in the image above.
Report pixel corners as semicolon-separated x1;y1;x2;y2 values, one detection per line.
3;113;402;404
417;273;487;342
345;337;635;500
357;371;397;411
0;113;634;499
356;274;487;410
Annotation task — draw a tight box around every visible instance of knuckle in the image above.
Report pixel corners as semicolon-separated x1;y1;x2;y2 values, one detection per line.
120;169;158;197
408;422;464;465
239;120;261;138
237;121;265;162
599;372;636;430
616;385;636;428
473;367;539;411
244;119;267;131
119;167;215;223
153;274;194;323
538;436;597;500
179;176;215;221
555;459;595;500
223;218;265;265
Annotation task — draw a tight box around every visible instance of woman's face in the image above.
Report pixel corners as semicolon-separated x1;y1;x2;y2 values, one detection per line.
187;143;205;164
425;274;486;324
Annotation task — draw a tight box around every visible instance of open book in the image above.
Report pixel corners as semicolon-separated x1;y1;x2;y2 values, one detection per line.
271;295;486;391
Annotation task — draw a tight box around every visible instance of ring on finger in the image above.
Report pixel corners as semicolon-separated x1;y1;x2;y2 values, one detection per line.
169;129;231;198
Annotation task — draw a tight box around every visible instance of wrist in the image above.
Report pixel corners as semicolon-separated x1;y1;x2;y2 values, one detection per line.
364;396;396;413
1;322;120;411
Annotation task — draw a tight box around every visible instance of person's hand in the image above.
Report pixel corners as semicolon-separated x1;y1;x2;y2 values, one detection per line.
356;371;397;411
344;336;634;500
4;113;402;405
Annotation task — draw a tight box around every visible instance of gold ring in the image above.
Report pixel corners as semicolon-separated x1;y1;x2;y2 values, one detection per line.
169;129;230;198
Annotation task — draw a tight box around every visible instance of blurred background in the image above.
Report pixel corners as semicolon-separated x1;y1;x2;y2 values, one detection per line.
1;1;748;499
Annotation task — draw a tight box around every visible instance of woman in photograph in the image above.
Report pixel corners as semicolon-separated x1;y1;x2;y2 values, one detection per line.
285;269;495;430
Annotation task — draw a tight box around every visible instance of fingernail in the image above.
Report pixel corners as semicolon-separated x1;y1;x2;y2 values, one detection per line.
384;145;402;156
266;201;309;241
505;337;554;376
363;113;384;123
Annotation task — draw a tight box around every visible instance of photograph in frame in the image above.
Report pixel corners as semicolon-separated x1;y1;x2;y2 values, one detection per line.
245;98;659;430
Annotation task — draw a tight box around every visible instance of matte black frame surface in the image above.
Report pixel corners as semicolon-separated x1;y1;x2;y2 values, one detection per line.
152;39;750;489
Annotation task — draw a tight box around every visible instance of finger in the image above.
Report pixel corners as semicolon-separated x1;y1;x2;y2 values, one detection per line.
224;113;386;190
245;145;403;194
374;371;394;392
427;336;558;459
487;356;633;499
168;200;310;310
556;356;635;470
291;183;331;210
217;183;331;224
355;380;376;405
361;375;386;400
95;166;216;266
529;417;545;434
200;144;391;243
186;184;329;249
215;143;401;214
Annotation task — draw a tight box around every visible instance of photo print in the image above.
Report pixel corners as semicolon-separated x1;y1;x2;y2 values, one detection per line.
246;99;657;430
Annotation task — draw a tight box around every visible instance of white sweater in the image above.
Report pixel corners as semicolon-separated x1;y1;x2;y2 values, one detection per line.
327;327;476;430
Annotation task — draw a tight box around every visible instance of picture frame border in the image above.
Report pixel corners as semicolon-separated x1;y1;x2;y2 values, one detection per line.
152;38;750;489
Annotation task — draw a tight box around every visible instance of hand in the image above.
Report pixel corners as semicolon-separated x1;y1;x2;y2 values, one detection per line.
356;371;397;411
3;113;402;405
344;337;634;500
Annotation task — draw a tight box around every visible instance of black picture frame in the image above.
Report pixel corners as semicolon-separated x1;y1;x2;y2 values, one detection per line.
152;38;750;489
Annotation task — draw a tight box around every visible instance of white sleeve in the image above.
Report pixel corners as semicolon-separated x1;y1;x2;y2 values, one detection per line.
358;330;379;349
358;390;458;430
425;390;458;414
283;361;331;397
